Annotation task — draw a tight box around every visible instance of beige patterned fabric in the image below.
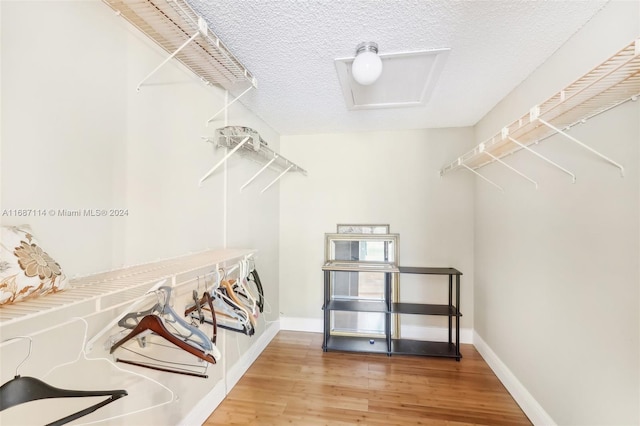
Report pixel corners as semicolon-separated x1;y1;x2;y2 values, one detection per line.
0;225;68;305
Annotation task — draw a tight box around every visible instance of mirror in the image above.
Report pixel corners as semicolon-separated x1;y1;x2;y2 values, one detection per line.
324;233;399;263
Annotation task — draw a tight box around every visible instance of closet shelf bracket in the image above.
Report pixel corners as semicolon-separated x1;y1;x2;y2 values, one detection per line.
480;143;538;189
240;155;278;191
206;86;254;125
534;111;624;177
136;17;207;92
460;162;504;192
439;38;639;183
506;132;576;183
200;126;307;191
261;165;294;194
199;136;251;186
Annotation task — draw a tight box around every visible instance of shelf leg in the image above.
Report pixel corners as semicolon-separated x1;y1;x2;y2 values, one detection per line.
448;274;452;345
323;270;330;351
386;272;392;356
456;274;461;360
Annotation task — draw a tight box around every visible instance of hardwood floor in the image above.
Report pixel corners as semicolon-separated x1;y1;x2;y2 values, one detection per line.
204;331;531;425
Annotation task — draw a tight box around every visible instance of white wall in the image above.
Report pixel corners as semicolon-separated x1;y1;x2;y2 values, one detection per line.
1;0;280;423
0;0;280;281
473;1;640;424
1;0;128;274
279;128;475;336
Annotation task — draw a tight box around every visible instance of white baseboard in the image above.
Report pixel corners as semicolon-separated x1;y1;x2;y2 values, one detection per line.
473;331;555;426
226;320;280;390
180;321;280;425
178;380;226;426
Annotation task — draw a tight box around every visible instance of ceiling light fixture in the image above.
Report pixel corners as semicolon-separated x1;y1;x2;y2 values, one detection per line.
351;42;383;85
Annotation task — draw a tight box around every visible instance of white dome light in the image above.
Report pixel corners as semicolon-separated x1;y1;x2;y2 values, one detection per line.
351;42;382;86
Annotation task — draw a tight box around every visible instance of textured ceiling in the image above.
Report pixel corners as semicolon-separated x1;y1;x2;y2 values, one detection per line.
187;0;608;135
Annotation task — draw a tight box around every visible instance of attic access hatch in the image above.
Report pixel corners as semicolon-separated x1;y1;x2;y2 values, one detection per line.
335;48;450;110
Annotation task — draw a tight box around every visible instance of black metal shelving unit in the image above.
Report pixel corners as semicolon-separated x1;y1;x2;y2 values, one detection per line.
393;266;463;360
322;263;463;360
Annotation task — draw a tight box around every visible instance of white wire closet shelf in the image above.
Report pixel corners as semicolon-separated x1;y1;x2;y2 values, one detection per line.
103;0;256;91
0;248;254;327
440;38;640;186
199;126;307;192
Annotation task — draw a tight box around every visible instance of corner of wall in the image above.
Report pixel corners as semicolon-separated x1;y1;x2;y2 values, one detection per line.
473;331;555;426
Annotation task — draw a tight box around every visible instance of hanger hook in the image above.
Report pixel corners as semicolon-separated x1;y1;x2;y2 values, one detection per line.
1;336;33;377
154;287;170;312
153;289;163;307
161;287;171;307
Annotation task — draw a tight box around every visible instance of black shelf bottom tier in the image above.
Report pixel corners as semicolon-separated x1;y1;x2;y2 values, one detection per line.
323;336;462;359
323;335;388;354
391;339;461;359
324;299;388;313
392;302;461;316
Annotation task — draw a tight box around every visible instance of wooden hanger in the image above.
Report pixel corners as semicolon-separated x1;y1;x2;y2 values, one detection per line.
110;315;216;374
118;286;216;355
91;282;218;376
184;290;217;344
